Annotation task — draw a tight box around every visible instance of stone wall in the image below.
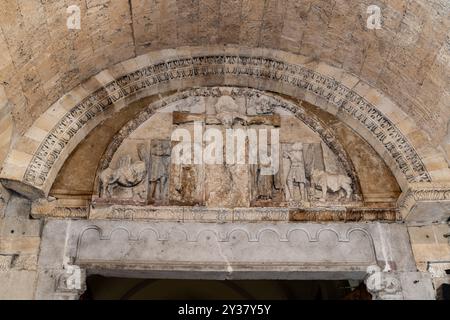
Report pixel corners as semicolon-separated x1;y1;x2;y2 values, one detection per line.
0;194;41;299
0;1;448;142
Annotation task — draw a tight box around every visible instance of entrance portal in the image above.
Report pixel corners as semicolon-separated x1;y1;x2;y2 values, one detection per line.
84;276;370;300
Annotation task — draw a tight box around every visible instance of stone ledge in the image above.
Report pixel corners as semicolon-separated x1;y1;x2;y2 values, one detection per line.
398;182;450;223
31;199;397;222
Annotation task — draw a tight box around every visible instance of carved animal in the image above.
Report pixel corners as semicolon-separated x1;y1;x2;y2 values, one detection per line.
311;169;353;201
100;155;147;198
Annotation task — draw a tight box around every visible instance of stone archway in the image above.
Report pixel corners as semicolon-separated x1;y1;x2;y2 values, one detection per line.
1;47;449;204
0;47;448;301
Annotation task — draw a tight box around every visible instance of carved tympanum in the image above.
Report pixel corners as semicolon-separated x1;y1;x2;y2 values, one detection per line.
95;88;361;208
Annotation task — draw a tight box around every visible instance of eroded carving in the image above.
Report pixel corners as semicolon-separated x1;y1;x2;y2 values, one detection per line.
22;56;431;191
55;261;86;296
252;163;282;201
148;140;171;204
93;88;363;209
214;95;247;127
440;120;450;168
365;266;403;300
311;169;353;202
0;184;9;218
284;143;308;202
99;144;148;202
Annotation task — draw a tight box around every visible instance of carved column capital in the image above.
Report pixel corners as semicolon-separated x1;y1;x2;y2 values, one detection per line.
397;182;450;223
365;267;404;300
54;262;86;299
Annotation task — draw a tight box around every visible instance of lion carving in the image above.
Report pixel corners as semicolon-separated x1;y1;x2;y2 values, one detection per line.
311;169;353;201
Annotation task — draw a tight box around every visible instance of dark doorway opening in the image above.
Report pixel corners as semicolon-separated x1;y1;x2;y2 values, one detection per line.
83;276;371;300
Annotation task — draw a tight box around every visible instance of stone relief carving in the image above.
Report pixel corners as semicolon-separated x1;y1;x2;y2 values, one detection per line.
170;162;204;206
148;140;171;204
0;184;10;218
214;95;247;127
99;144;148;202
279;141;354;204
98;88;361;196
22;56;431;190
87;205;396;222
311;170;353;202
93;88;363;209
251;162;282;202
55;260;86;297
31;198;89;219
284;143;308;202
439;119;450;168
365;266;403;300
253;96;275;115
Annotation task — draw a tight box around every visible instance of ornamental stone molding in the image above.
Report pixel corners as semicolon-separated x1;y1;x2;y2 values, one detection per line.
31;201;397;222
1;46;449;200
34;219;439;299
397;182;450;223
39;220;417;276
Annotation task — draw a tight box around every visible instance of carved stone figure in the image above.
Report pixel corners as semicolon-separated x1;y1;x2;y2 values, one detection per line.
284;143;308;202
441;120;450;168
0;184;10;218
100;145;148;199
148;140;171;203
256;101;275;115
311;169;353;201
251;163;282;202
215;95;247;126
55;262;86;298
365;266;403;300
170;142;204;206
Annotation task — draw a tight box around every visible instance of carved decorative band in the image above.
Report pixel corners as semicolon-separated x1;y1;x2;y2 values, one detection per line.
76;224;374;243
74;223;378;269
30;202;397;222
23;55;431;188
397;182;450;217
31;199;89;219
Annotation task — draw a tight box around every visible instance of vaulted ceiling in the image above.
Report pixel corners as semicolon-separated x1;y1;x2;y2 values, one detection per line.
0;0;449;148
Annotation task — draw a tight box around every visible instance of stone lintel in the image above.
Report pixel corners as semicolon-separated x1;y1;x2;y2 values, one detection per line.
31;200;397;222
